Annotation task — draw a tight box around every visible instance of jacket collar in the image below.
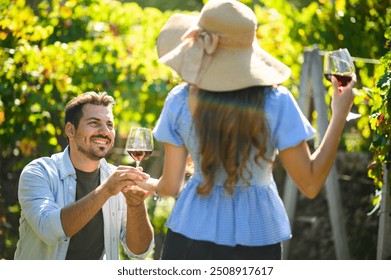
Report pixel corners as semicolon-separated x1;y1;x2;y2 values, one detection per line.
54;146;112;180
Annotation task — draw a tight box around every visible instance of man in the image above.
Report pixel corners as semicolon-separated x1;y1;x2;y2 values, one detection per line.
14;91;154;260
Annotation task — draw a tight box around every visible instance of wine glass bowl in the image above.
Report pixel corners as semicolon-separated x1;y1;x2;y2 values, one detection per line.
323;48;360;120
125;127;154;167
323;48;355;86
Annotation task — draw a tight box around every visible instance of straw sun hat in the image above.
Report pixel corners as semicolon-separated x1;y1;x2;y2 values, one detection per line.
156;0;291;92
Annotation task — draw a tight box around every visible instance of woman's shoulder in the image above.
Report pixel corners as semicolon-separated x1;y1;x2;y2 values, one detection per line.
265;85;292;99
264;85;295;111
165;83;189;102
161;83;191;118
157;83;191;124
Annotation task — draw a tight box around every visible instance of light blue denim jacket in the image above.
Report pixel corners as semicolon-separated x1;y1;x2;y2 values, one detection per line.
14;146;153;260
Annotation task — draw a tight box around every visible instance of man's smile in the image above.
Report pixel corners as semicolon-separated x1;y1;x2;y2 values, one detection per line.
92;137;110;145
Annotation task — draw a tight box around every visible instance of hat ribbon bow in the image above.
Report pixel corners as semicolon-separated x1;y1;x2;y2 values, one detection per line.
159;26;219;85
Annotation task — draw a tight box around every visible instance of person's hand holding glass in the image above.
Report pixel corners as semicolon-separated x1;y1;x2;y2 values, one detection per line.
121;127;154;204
323;48;360;121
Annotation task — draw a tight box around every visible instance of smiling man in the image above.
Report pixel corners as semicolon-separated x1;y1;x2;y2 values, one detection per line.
14;91;154;260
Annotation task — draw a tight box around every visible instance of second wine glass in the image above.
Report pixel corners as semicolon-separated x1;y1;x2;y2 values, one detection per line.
125;127;154;168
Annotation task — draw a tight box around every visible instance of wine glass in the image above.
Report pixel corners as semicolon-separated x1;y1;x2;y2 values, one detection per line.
323;48;360;121
125;127;154;168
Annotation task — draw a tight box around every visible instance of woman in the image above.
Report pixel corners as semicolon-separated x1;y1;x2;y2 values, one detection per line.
140;0;355;260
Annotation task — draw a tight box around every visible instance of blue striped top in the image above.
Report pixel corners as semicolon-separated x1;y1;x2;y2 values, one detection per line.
153;84;316;246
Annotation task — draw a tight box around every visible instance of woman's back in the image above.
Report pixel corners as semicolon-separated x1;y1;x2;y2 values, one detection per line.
152;82;315;246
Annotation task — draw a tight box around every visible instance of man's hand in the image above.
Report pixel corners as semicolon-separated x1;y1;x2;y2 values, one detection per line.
101;166;150;196
122;185;151;207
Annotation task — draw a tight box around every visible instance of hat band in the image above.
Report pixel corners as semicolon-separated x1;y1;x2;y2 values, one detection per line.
159;25;254;86
187;25;255;49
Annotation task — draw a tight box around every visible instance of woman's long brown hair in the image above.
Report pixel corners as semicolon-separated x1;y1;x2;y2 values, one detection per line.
193;86;269;196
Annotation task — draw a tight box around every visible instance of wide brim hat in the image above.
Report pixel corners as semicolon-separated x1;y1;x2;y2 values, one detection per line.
156;0;291;92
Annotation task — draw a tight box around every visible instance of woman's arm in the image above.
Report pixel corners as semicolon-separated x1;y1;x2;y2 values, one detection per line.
279;75;356;199
142;143;188;197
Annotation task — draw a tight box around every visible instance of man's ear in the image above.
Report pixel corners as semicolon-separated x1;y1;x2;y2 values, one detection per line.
65;122;75;138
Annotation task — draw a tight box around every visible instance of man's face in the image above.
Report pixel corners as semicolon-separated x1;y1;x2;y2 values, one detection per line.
70;104;115;161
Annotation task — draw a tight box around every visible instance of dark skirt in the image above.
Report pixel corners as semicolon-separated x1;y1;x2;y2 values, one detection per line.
161;229;282;260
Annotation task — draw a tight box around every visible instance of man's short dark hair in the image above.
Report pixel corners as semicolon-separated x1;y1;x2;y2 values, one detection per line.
65;91;115;129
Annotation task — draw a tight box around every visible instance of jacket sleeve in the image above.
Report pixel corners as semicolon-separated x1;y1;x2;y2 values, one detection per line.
18;159;68;245
117;193;154;260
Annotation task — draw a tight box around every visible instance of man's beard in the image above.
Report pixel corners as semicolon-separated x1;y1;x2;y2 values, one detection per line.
76;137;113;161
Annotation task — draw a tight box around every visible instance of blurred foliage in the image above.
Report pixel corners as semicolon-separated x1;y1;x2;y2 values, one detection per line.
0;0;390;259
367;27;391;209
128;0;203;11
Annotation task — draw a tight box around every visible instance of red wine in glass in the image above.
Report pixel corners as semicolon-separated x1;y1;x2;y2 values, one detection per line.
323;73;353;86
126;150;153;162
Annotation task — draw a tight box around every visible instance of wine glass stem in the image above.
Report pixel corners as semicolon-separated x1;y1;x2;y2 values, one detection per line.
136;161;140;168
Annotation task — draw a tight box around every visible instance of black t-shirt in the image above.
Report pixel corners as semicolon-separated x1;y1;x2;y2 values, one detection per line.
65;168;104;260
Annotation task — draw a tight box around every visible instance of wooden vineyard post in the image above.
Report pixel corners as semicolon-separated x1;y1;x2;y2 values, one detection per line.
282;48;313;259
377;164;391;259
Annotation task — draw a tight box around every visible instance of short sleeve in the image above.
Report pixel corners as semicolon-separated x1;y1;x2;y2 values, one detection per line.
153;84;188;146
265;86;316;151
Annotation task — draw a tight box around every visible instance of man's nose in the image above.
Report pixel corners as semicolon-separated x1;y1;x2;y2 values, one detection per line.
99;124;110;135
